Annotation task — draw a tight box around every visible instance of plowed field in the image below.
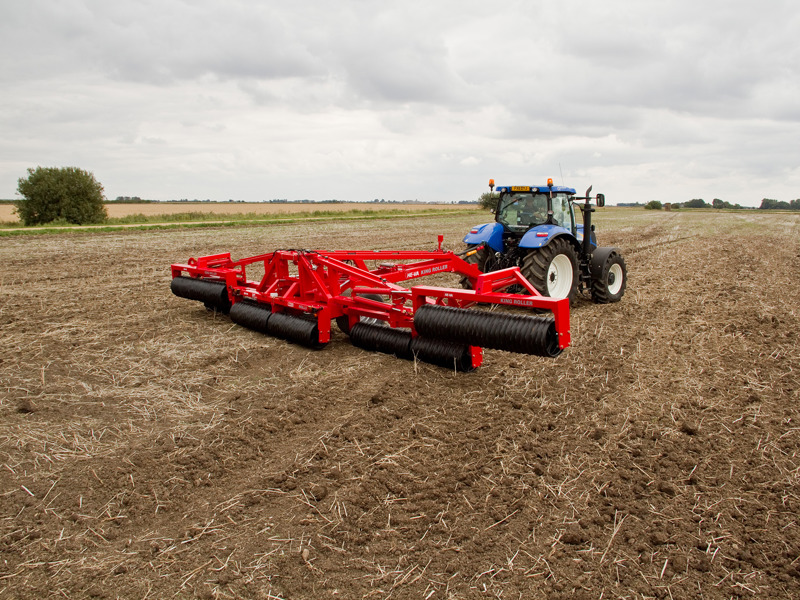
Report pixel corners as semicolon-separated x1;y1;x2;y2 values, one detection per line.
1;209;799;599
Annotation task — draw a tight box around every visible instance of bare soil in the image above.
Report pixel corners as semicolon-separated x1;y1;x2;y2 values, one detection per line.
1;210;799;599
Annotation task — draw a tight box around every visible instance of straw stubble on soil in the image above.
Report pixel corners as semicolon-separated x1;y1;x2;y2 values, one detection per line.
1;210;799;599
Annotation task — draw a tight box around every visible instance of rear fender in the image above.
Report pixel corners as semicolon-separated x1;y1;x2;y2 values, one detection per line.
463;222;504;252
590;247;622;279
519;224;574;249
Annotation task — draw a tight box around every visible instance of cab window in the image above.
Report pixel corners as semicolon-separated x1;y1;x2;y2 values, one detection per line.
496;193;548;231
550;194;573;228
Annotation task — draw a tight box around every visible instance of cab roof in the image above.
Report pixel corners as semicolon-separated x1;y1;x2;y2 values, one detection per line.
497;185;576;195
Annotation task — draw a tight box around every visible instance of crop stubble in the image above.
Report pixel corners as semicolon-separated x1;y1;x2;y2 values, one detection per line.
0;210;799;599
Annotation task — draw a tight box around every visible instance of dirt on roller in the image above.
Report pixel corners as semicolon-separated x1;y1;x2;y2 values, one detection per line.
0;209;799;599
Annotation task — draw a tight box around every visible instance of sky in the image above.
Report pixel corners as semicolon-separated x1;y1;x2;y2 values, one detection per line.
1;1;798;206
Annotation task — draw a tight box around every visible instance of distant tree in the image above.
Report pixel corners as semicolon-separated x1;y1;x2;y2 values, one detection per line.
791;199;800;210
111;196;148;203
684;198;708;209
478;192;499;211
15;166;107;225
759;198;791;210
644;200;662;210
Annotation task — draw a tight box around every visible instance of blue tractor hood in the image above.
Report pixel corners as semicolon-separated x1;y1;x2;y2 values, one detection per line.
463;222;504;252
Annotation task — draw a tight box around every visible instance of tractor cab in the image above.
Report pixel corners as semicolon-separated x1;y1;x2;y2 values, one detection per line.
495;186;576;236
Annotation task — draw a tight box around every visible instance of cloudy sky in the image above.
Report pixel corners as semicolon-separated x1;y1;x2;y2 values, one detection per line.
1;1;798;206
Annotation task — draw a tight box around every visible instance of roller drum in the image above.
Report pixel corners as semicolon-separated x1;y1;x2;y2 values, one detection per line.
230;301;271;334
350;323;413;359
170;276;231;313
410;337;476;372
267;313;326;349
414;305;561;357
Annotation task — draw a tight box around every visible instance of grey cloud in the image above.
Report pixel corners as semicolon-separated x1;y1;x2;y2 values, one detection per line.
1;1;799;205
5;1;324;84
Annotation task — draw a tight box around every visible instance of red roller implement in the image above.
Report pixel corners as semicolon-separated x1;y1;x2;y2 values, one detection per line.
170;237;570;371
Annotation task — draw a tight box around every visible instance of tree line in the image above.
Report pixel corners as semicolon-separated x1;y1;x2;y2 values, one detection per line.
759;198;800;210
643;198;800;210
12;167;800;227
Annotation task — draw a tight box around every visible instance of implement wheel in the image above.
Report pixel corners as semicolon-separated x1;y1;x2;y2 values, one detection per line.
336;294;384;334
591;251;627;303
521;238;579;302
460;244;494;290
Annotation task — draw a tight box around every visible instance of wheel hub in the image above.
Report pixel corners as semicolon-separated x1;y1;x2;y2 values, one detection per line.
546;254;573;299
607;263;624;295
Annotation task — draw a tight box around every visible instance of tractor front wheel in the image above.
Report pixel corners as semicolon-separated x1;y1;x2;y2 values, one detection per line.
521;238;579;302
591;252;627;303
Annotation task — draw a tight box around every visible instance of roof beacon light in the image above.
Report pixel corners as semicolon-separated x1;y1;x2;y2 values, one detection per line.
489;179;495;191
547;178;554;187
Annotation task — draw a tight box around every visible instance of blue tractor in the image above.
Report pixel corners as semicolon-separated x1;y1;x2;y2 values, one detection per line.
462;179;627;303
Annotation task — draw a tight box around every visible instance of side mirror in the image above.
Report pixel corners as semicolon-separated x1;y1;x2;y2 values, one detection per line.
596;193;605;208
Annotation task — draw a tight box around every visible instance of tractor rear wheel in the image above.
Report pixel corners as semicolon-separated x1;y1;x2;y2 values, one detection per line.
591;252;627;303
459;244;493;289
521;238;579;302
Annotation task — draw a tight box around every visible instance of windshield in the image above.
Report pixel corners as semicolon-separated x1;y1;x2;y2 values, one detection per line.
496;192;573;230
496;193;550;231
